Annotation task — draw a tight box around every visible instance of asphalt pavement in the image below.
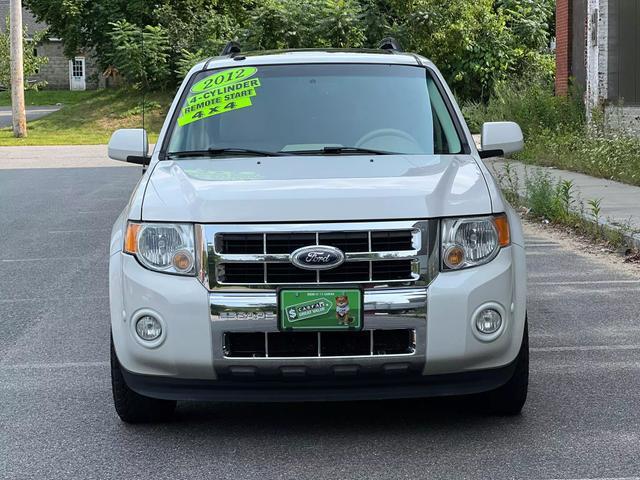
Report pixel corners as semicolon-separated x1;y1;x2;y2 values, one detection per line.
1;165;640;480
0;106;61;129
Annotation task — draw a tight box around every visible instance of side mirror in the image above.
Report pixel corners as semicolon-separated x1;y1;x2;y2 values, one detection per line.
108;129;149;164
480;122;524;159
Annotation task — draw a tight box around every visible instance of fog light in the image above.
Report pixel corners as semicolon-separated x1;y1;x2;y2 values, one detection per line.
135;315;162;341
475;308;502;334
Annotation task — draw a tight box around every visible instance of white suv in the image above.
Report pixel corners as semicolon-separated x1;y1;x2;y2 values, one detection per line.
107;41;528;423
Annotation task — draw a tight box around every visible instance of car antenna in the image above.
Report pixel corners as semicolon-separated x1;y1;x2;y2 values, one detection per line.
141;25;148;170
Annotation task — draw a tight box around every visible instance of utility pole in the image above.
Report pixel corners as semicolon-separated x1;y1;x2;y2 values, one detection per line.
10;0;27;137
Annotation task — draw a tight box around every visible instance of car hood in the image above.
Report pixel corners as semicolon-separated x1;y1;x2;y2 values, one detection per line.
141;155;492;223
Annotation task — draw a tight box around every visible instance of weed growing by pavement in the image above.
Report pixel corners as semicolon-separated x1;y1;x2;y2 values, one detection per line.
587;199;603;239
558;180;574;214
497;163;639;252
519;128;640;187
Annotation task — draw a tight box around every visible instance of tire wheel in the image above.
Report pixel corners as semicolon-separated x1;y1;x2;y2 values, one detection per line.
479;319;529;416
110;336;176;423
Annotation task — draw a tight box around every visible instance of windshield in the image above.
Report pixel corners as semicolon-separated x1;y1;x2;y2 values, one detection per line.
165;63;463;156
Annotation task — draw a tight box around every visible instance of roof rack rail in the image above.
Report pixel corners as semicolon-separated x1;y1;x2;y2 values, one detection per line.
378;37;403;53
220;41;241;56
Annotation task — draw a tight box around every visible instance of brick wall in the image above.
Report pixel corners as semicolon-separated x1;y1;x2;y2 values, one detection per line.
556;0;572;96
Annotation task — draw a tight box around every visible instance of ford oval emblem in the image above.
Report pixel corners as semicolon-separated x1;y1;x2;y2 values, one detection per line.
291;245;345;271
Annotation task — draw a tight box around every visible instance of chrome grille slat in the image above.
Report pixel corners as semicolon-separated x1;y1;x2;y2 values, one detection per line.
215;250;418;264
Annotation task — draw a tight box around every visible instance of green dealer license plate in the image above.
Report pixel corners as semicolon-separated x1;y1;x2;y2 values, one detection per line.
279;289;362;331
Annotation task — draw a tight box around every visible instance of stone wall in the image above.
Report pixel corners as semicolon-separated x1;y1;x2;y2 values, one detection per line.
605;106;640;135
32;41;102;90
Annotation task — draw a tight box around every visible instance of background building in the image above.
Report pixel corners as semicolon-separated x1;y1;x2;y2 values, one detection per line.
0;0;101;90
556;0;640;132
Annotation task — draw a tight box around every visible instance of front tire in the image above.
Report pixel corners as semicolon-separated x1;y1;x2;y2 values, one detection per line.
110;336;176;423
479;319;529;415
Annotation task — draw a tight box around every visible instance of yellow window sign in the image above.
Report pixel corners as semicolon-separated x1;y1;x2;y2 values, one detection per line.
178;68;261;126
186;78;261;107
191;67;258;93
178;97;253;126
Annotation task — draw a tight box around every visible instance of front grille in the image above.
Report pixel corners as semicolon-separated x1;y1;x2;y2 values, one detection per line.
221;234;264;254
371;230;413;251
319;232;369;252
222;263;264;283
266;263;316;283
224;329;416;358
372;260;413;281
319;261;370;282
211;226;422;287
266;233;316;254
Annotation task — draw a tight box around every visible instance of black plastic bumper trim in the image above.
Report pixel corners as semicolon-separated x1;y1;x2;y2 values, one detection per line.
121;361;517;402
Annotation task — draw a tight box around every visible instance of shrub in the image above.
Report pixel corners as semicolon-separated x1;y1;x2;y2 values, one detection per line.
462;76;584;135
524;172;567;222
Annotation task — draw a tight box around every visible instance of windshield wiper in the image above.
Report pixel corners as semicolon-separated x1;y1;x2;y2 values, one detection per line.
167;147;288;158
283;146;397;155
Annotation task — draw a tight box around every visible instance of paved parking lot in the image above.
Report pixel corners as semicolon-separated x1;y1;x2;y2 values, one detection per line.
0;106;61;129
1;165;640;479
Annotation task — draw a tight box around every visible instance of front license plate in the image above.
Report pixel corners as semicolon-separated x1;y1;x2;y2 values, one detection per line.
279;289;362;331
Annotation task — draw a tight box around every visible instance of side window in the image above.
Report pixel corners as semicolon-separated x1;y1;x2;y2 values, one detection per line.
427;76;462;154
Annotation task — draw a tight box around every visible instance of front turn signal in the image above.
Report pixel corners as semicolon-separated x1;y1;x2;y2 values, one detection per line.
494;214;511;247
124;222;141;254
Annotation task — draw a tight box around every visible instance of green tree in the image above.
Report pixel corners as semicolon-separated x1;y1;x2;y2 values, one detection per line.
25;0;246;87
497;0;554;51
25;0;156;62
0;17;49;90
108;20;170;89
153;0;245;77
496;0;556;84
381;0;515;100
244;0;365;50
23;0;556;98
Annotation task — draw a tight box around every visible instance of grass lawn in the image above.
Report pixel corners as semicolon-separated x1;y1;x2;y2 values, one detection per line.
0;89;172;145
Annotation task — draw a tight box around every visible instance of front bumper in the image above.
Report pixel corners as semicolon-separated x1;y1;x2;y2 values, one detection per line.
120;358;518;402
109;244;526;397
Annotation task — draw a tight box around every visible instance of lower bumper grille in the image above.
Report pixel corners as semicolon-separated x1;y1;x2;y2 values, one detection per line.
224;329;416;358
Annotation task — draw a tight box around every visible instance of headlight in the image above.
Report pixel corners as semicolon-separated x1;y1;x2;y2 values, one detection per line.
441;214;510;270
124;222;196;275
